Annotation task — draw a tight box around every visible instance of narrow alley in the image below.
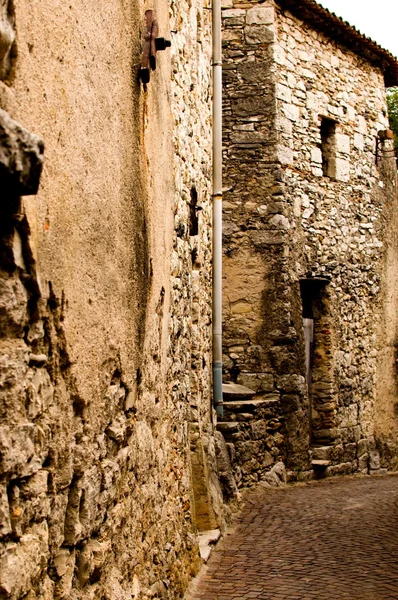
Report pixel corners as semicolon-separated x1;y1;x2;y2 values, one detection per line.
188;475;398;600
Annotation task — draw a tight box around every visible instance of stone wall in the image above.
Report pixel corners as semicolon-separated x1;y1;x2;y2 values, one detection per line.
0;0;222;598
221;0;398;484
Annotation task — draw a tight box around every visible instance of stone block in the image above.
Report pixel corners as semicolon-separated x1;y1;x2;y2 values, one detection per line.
230;130;265;144
26;368;54;420
222;8;246;24
272;461;287;483
8;472;50;537
325;462;354;477
236;440;264;462
311;147;322;164
222;29;242;41
237;62;271;86
306;92;326;112
275;83;292;103
311;166;323;177
54;548;75;598
275;115;292;135
0;1;15;81
230;300;252;314
232;96;267;117
311;445;334;461
217;422;240;434
251;230;285;247
356;115;367;134
77;540;109;587
312;459;330;469
0;522;49;598
353;133;364;150
237;372;274;393
262;467;282;486
223;8;246;18
335;133;350;155
0;483;11;537
342;442;357;462
244;25;275;45
282;103;300;122
214;431;239;501
268;214;290;230
332;157;350;181
368;450;380;470
0;274;29;337
357;438;368;457
277;145;293;165
64;466;102;545
0;109;44;202
246;6;274;25
235;412;254;421
302;68;316;79
274;44;285;66
281;394;301;414
222;382;256;399
358;453;369;472
277;374;306;395
0;423;35;475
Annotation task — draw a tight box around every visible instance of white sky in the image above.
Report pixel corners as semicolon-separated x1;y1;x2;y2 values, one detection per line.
317;0;398;57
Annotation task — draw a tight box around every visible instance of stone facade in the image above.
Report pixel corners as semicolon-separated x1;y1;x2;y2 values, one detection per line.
221;0;398;485
1;0;398;594
0;0;229;599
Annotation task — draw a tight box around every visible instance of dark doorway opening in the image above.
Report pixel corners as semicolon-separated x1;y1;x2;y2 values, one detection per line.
300;278;335;445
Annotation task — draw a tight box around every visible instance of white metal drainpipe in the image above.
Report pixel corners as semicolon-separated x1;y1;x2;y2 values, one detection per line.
212;0;223;419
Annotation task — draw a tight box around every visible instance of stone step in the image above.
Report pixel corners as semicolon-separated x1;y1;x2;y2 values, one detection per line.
223;398;279;413
198;529;221;562
311;460;331;469
311;445;335;461
312;436;334;445
216;422;240;434
222;382;256;401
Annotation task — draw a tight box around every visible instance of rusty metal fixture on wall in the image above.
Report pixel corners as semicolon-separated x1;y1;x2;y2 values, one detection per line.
138;10;171;85
376;129;396;164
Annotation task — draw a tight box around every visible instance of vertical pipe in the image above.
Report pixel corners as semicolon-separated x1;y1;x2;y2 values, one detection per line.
212;0;223;418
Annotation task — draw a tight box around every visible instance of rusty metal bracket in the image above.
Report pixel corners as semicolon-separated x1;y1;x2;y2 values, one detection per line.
376;129;395;164
138;10;171;85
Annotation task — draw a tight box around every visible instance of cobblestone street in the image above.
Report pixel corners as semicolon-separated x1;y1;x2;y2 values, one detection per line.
188;475;398;600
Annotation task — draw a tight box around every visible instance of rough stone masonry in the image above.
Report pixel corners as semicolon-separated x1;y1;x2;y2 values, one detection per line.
221;0;398;486
0;0;228;598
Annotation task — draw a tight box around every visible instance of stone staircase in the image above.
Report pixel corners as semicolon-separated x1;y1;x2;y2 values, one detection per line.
310;445;334;474
216;383;285;487
217;383;279;433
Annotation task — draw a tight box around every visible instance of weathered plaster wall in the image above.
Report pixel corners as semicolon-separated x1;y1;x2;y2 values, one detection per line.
0;0;218;598
222;0;398;484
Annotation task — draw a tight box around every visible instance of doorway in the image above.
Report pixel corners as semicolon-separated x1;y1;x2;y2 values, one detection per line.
300;278;336;445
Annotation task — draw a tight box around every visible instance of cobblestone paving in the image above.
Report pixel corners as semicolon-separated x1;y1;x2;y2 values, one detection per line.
188;475;398;600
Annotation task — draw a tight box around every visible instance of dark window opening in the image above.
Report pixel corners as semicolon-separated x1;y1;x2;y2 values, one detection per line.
320;117;337;178
189;187;199;236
